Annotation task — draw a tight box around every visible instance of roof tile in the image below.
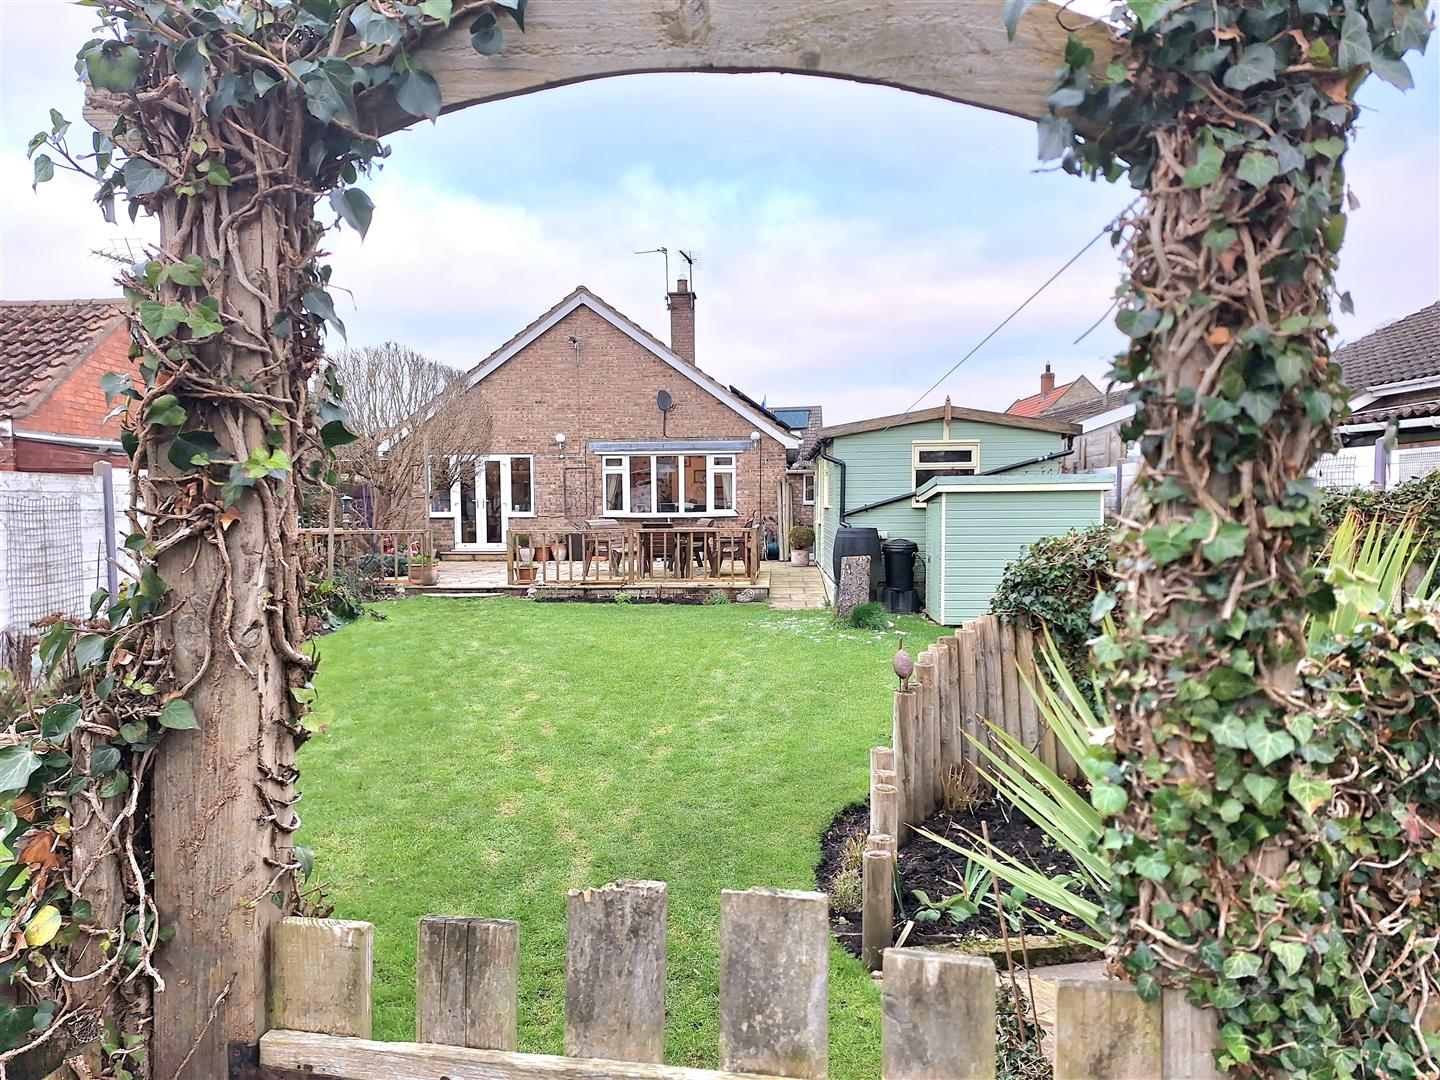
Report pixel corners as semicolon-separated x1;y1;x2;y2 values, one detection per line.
1;299;126;416
1336;301;1440;390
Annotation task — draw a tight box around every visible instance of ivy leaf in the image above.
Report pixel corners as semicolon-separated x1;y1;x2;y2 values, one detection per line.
1242;773;1279;806
1337;8;1374;71
1223;952;1262;980
1091;780;1128;816
1369;53;1413;90
321;420;359;448
24;906;62;949
1142;523;1190;566
83;42;144;93
1236;151;1279;189
1211;714;1249;749
350;5;404;47
1268;940;1307;977
167;255;206;287
1246;722;1296;767
469;12;505;55
1002;0;1041;41
395;67;442;119
1274;351;1305;389
1036;115;1074;162
294;843;316;882
1287;772;1332;815
123;157;169;197
138;301;186;339
31;154;54;188
167;429;221;471
73;633;108;670
1202;522;1249;564
90;745;121;776
186;299;225;340
1129;0;1181;30
157;699;199;731
173;37;209;98
494;0;527;30
41;702;82;741
146;394;187;427
1133;852;1171;882
329;187;375;239
419;0;454;24
1222;43;1277;91
0;746;41;794
303;288;346;338
1116;306;1162;338
1183;141;1224;188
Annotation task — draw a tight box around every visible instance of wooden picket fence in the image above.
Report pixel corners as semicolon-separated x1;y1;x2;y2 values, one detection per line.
258;880;1219;1080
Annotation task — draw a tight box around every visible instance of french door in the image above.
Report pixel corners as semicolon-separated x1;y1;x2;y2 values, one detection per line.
452;456;533;552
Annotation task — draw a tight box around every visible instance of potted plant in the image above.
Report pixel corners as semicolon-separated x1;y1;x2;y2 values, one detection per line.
789;525;815;567
515;533;535;565
550;539;568;563
408;554;438;586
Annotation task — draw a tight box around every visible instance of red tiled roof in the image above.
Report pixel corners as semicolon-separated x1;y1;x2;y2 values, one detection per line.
1007;380;1078;418
0;299;126;417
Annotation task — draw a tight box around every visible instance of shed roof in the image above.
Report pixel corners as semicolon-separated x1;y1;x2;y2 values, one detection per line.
0;298;126;417
805;402;1077;459
913;472;1113;502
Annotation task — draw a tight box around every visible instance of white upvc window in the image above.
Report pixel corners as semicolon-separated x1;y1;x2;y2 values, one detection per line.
912;440;979;505
801;472;815;505
598;453;738;516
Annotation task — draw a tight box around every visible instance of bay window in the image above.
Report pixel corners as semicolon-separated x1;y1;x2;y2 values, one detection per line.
599;453;740;515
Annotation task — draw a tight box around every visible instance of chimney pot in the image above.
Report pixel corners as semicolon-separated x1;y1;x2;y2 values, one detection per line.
668;279;697;365
1040;363;1056;395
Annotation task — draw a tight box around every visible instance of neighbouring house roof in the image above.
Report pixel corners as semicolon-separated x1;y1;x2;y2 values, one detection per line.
1336;301;1440;391
767;403;824;464
804;402;1079;459
462;286;799;450
1345;389;1440;428
1006;374;1100;418
1044;388;1131;424
0;298;126;418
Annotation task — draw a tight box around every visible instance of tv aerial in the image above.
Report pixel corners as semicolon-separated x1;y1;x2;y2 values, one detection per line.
678;249;701;288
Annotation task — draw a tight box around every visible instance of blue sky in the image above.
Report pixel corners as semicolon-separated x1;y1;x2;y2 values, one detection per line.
2;0;1436;422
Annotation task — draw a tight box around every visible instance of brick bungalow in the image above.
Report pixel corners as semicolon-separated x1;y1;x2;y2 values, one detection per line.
421;282;800;556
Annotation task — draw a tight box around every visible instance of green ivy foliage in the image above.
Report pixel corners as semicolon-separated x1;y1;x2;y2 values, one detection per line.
1023;0;1434;1075
988;525;1114;684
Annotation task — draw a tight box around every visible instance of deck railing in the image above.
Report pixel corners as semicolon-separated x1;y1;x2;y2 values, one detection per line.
298;528;431;586
507;527;760;587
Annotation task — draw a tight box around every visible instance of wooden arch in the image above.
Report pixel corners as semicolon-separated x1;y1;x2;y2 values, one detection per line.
363;0;1109;134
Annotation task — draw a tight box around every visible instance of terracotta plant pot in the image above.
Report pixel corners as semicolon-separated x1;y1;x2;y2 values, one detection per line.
409;563;438;586
791;549;810;567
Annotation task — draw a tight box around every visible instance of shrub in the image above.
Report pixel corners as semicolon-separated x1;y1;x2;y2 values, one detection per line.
788;525;815;551
1320;470;1440;561
844;601;887;630
989;525;1114;679
703;591;731;606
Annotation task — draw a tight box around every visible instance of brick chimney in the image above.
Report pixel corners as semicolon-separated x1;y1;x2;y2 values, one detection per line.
1040;363;1056;396
668;278;696;365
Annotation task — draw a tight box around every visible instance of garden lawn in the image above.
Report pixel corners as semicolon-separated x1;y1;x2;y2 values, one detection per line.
301;597;941;1078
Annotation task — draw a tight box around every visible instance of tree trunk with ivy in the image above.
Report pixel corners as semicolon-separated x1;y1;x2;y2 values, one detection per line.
1043;1;1433;1074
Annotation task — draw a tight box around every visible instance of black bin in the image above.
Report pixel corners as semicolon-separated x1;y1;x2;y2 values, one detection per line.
882;538;918;592
832;525;882;598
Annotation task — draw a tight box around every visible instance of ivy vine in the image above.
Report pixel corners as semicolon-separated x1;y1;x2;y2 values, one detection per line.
8;1;524;1072
1023;0;1434;1075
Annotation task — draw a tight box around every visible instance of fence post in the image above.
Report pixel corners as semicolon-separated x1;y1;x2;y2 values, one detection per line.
893;689;920;834
1014;621;1044;767
1162;988;1223;1079
870;745;895;791
416;916;519;1051
915;650;940;817
872;782;899;842
565;880;667;1062
980;618;1005;767
940;634;961;774
957;627;980;790
998;620;1021;748
861;847;893;971
720;888;828;1079
882;949;995;1079
269;917;373;1038
1054;978;1162;1080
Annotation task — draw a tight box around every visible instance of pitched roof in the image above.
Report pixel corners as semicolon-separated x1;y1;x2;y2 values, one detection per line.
769;404;825;461
0;299;126;417
804;402;1079;459
463;286;799;449
1044;388;1131;424
1335;301;1440;391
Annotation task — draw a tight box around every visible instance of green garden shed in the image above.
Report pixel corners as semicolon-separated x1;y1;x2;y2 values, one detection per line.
806;401;1109;624
914;473;1112;623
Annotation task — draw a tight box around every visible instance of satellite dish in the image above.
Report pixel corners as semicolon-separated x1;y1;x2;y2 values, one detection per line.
657;390;675;412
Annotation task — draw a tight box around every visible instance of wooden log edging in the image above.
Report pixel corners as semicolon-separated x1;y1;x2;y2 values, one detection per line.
417;915;519;1050
566;880;668;1062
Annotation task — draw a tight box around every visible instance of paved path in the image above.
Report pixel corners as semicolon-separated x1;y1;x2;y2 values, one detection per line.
766;562;827;610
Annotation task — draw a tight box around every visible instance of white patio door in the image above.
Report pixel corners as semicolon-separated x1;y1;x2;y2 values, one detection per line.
452;456;533;552
454;457;507;552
